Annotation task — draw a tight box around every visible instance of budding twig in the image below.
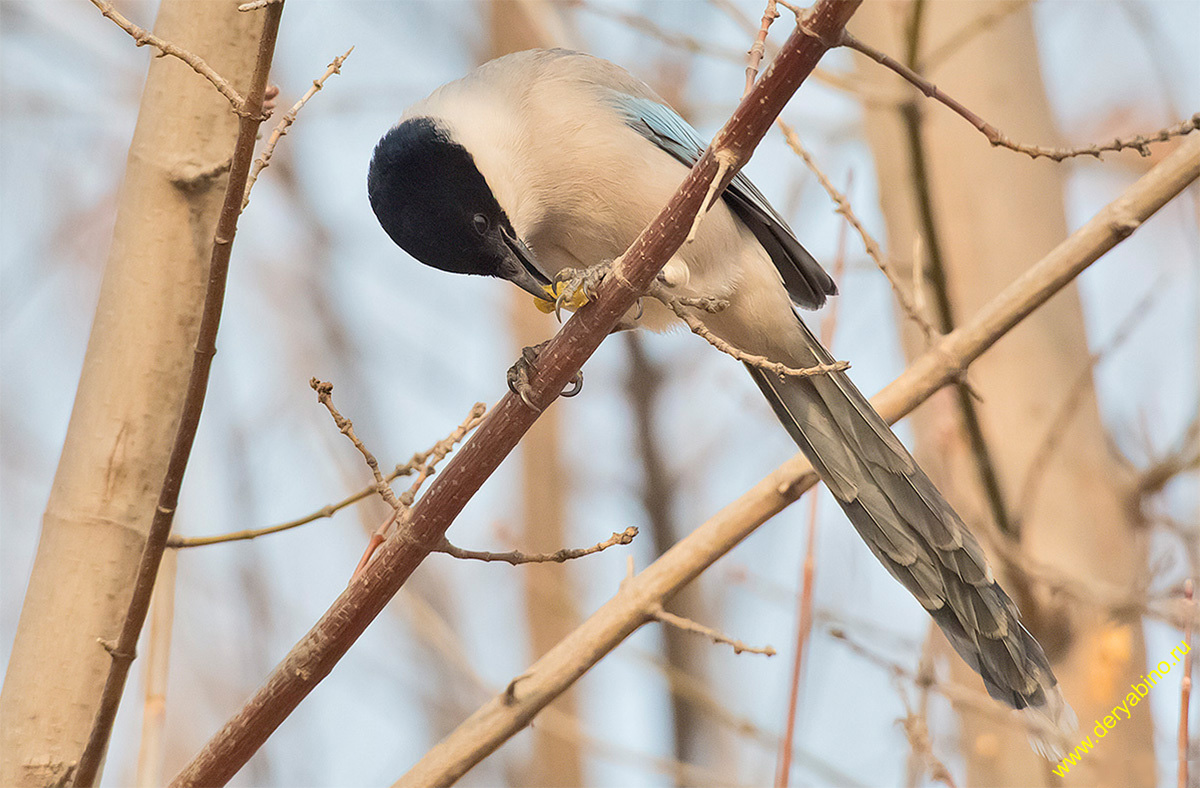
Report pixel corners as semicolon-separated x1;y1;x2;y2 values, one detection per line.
649;603;776;656
89;0;249;115
839;30;1200;161
744;0;780;96
776;119;938;341
652;285;849;379
242;47;354;208
436;527;639;565
312;379;403;513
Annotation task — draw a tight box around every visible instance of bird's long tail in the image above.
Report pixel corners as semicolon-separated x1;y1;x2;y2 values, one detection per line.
745;318;1074;757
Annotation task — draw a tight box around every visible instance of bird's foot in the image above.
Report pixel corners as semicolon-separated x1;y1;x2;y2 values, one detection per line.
541;261;612;321
506;340;584;411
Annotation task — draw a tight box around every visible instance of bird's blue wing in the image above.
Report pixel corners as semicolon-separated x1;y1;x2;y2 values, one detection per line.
613;95;836;309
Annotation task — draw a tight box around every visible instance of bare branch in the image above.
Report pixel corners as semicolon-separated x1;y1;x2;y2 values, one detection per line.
841;30;1200;162
311;378;402;513
242;47;354;209
652;286;849;378
649;602;776;656
89;0;248;114
776;119;939;340
745;0;780;96
436;526;639;565
1136;417;1200;502
169;402;485;549
311;388;488;577
238;0;283;10
894;671;960;788
74;5;285;785
825;626;1057;745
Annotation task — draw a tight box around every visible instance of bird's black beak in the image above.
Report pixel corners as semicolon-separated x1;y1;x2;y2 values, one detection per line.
500;228;552;300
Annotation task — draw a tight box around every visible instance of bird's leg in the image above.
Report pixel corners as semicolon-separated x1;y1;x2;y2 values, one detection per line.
506;339;584;411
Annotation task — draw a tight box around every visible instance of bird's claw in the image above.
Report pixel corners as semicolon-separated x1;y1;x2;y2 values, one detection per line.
506;341;584;410
551;263;611;322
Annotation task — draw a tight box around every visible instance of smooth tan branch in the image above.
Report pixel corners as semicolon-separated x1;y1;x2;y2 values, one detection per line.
436;526;639;565
650;603;777;656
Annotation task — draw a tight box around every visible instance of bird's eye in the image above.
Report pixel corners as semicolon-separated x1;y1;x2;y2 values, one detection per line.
472;213;489;235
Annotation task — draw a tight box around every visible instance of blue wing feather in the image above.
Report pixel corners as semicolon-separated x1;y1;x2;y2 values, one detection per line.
613;95;837;309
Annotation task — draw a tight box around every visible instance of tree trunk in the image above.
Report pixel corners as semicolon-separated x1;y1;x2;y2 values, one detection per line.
853;3;1153;786
0;3;265;784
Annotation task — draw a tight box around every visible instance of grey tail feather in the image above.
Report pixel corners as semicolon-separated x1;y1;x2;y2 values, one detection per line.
744;319;1073;752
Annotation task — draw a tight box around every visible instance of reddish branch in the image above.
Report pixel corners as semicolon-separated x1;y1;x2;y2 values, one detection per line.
72;4;284;786
745;0;780;95
169;3;863;785
1180;579;1194;788
840;30;1200;162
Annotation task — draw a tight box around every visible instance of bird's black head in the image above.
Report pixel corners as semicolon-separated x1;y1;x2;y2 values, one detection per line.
367;117;550;298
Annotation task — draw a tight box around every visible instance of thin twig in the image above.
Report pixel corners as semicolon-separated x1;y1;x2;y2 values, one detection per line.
74;5;285;786
1180;578;1194;788
436;526;639;565
776;120;938;340
745;0;780;96
242;47;353;209
711;0;896;107
310;382;487;576
169;400;485;548
894;674;959;788
652;286;849;378
89;0;248;114
311;379;402;512
825;625;1058;744
649;603;776;656
170;466;411;548
841;30;1200;161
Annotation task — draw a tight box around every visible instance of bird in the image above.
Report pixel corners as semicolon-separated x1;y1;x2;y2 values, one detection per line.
367;48;1073;754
